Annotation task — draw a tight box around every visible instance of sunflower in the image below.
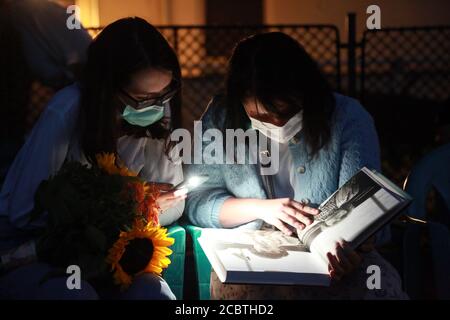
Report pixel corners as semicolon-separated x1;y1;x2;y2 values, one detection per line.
106;225;174;290
140;184;160;226
96;153;137;177
121;182;160;227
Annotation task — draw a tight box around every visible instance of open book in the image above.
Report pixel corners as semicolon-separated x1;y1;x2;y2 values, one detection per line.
198;167;412;286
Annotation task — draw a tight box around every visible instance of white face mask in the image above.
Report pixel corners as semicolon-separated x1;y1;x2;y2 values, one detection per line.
249;111;303;144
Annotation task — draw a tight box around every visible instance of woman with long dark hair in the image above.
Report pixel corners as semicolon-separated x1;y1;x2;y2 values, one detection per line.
0;17;184;299
186;32;407;299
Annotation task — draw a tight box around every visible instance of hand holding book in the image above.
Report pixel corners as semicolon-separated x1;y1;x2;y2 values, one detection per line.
256;198;320;235
327;240;363;281
326;235;376;281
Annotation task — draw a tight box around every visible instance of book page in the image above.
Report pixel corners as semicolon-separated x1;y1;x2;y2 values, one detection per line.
362;167;412;201
309;189;400;262
296;170;401;262
199;229;330;285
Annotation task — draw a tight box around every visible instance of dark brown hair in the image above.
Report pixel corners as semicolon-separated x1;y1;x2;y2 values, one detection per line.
224;32;335;156
79;17;182;162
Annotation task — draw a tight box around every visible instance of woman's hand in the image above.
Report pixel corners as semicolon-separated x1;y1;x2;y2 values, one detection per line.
256;198;320;235
327;240;363;281
327;237;375;281
153;183;187;212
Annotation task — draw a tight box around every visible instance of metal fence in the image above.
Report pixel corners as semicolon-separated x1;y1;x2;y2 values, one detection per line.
89;25;341;130
360;26;450;102
356;25;450;185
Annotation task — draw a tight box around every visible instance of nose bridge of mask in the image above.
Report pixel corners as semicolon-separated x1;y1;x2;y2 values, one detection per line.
122;104;165;127
250;111;303;129
249;117;282;142
250;110;303;143
250;116;280;130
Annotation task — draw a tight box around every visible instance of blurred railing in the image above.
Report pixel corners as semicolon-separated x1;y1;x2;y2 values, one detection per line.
356;25;450;185
360;26;450;102
88;24;341;129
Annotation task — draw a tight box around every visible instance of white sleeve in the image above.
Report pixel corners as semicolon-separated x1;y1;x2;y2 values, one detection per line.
0;94;77;229
140;141;184;227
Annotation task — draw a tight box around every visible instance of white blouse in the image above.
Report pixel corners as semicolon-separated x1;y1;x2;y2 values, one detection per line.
272;141;295;199
0;84;184;229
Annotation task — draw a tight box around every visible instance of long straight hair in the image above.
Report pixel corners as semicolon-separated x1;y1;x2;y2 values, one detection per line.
79;17;182;162
223;32;335;157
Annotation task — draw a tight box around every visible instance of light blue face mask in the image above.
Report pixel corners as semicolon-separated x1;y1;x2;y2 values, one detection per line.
122;104;165;127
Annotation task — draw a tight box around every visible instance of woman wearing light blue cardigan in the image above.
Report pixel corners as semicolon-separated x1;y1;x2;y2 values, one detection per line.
185;33;407;299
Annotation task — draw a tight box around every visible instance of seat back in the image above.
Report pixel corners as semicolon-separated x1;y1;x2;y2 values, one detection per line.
184;224;211;300
163;223;186;299
401;145;450;299
404;143;450;225
402;221;450;299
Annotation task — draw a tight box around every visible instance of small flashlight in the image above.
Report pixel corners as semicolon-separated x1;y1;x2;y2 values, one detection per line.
187;176;203;188
172;175;209;193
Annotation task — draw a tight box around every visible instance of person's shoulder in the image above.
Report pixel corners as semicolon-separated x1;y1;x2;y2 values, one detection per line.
45;83;81;119
332;93;374;125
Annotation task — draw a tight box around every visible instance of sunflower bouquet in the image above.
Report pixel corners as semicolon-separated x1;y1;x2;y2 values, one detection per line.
30;153;174;290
